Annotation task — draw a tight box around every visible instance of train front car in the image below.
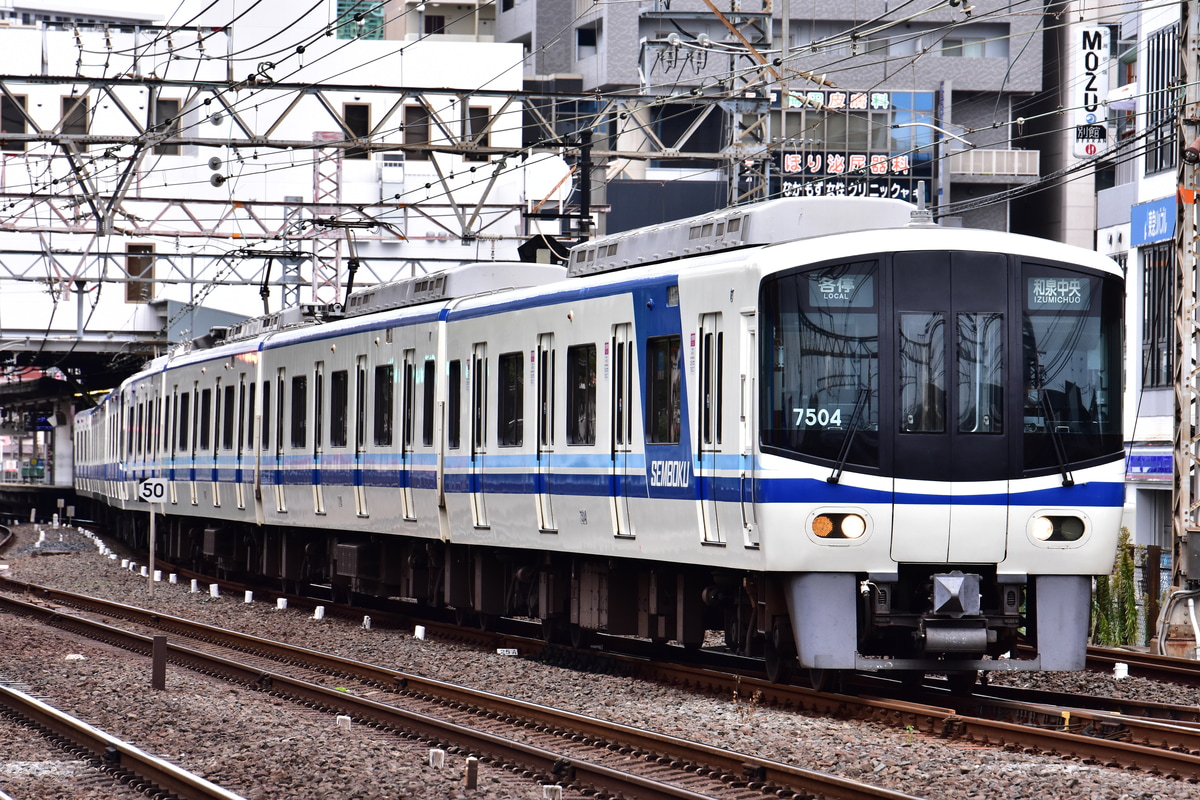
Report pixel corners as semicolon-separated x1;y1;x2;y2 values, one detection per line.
756;224;1124;683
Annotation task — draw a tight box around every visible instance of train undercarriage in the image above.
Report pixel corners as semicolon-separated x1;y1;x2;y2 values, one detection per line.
93;503;1056;689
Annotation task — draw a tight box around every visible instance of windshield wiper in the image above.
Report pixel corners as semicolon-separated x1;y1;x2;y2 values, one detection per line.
1039;389;1075;487
828;387;869;484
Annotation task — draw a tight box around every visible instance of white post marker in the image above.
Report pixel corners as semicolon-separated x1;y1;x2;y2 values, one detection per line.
138;478;168;597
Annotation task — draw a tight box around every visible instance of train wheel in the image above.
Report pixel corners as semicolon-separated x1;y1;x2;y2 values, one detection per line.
540;617;565;644
568;623;592;649
808;668;844;693
763;637;792;684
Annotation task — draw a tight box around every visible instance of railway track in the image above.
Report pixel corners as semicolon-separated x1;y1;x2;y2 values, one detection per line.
0;578;924;800
0;676;247;800
11;570;1200;786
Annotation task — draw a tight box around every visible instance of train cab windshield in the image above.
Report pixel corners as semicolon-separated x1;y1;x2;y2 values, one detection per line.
759;254;1123;478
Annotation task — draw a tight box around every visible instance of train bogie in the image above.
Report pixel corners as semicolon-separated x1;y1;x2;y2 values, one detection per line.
75;196;1126;678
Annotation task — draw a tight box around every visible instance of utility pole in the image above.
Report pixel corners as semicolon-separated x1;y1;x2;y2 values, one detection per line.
1170;0;1200;655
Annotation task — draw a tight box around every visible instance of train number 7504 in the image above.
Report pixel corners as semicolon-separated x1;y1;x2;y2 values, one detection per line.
793;407;842;428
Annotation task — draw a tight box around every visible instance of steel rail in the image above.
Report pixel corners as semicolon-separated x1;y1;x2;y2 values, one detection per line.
0;680;247;800
0;588;921;800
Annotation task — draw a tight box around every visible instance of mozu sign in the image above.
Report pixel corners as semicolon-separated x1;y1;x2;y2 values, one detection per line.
1073;27;1110;158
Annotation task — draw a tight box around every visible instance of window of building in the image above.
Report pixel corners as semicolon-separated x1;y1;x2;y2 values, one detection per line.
1143;242;1174;388
291;375;307;448
404;105;430;161
1146;24;1178;175
153;98;180;155
576;24;599;60
646;336;681;443
343;102;370;160
497;352;523;446
567;344;596;444
463;106;490;162
330;369;349;447
126;244;154;303
424;14;446;35
61;95;88;149
374;364;394;446
336;0;384;39
2;95;27;152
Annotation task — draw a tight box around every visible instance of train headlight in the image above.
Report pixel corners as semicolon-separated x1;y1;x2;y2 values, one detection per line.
1030;515;1087;543
840;514;866;539
1030;516;1054;541
1059;516;1085;541
810;512;868;540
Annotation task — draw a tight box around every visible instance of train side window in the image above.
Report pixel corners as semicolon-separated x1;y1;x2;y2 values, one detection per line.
222;384;236;450
567;344;596;445
646;335;682;444
898;312;946;433
261;380;271;451
275;372;286;456
422;360;436;446
403;354;415;448
199;388;212;450
374;364;394;446
330;369;349;448
314;364;325;452
246;382;255;450
161;396;171;454
447;360;461;449
136;402;144;457
213;383;223;453
291;375;307;448
178;392;190;452
497;351;523;447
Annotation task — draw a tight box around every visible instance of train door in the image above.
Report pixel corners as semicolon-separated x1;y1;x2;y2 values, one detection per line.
698;313;724;543
470;343;489;528
536;333;556;531
739;311;759;546
354;355;368;517
400;350;416;519
610;323;634;537
891;252;1008;563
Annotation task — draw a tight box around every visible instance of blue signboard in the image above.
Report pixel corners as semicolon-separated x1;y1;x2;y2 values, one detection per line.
1126;444;1172;483
1131;197;1176;247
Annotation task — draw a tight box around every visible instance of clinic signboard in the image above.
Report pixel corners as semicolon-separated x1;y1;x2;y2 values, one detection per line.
1131;197;1176;248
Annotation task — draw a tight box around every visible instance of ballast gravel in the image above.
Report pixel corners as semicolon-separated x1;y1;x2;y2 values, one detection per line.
1;522;1197;800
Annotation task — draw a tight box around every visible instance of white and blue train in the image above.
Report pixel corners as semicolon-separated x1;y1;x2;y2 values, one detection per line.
74;196;1125;684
